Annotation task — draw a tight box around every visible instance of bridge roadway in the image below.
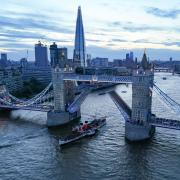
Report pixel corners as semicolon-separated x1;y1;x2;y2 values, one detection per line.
149;117;180;130
67;88;91;113
63;74;132;83
109;91;132;120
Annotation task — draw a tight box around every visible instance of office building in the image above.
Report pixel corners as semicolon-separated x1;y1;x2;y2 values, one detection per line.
130;52;134;61
91;57;108;68
126;53;130;60
35;41;49;68
113;59;123;67
0;53;8;67
50;43;69;68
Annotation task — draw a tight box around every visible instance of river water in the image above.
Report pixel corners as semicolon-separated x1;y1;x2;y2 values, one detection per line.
0;73;180;180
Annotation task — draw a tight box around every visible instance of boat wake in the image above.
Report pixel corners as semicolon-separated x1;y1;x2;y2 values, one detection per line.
10;110;47;125
0;128;46;149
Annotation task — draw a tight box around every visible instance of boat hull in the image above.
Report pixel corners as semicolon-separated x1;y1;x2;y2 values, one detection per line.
59;129;96;146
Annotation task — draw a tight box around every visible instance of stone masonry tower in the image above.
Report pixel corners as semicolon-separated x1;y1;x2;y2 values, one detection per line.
125;52;155;141
47;66;81;127
52;67;65;112
47;44;81;127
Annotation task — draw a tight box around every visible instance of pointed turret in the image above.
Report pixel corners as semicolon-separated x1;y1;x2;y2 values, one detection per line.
73;6;86;68
141;50;149;70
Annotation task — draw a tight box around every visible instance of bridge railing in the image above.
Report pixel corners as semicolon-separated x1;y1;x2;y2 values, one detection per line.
153;83;180;114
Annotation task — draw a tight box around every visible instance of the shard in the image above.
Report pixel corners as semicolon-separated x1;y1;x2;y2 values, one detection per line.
73;6;86;68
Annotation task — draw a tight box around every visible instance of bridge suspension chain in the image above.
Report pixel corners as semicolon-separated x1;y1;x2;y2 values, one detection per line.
8;82;53;106
153;83;180;114
0;82;54;111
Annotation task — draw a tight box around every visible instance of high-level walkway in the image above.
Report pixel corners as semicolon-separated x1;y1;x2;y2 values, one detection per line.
63;74;132;83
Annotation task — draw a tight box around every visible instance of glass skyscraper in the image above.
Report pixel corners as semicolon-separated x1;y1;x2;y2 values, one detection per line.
35;41;49;68
73;6;86;68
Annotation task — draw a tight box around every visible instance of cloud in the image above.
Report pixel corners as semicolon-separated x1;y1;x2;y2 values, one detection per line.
133;39;180;48
86;32;107;36
133;39;151;43
0;14;73;34
0;10;74;49
0;42;32;49
110;21;163;32
164;42;180;47
86;39;103;43
0;30;72;43
0;38;17;42
111;39;128;42
0;30;46;39
123;25;162;32
146;7;180;19
112;21;121;26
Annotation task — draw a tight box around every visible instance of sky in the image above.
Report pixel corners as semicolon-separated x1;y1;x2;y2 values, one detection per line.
0;0;180;61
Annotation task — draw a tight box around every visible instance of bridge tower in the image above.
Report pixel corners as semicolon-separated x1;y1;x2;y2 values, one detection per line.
47;67;81;127
125;52;155;141
47;45;81;127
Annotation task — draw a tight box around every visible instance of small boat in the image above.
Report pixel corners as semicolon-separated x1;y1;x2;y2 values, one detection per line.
59;117;106;146
59;129;96;146
162;77;167;80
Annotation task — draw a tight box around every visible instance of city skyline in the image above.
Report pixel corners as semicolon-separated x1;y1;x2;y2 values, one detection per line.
0;0;180;61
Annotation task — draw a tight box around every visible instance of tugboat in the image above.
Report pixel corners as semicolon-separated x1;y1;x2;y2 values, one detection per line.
59;117;106;146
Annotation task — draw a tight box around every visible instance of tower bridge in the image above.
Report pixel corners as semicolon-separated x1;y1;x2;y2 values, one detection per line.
0;52;179;141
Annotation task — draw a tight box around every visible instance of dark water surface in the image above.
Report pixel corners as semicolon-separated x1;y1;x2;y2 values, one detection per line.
0;73;180;180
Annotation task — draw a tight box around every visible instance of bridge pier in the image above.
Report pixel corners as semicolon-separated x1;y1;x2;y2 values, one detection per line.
47;67;81;127
47;110;81;127
125;122;155;141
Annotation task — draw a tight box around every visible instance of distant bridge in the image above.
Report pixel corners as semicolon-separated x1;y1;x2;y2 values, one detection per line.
154;67;173;73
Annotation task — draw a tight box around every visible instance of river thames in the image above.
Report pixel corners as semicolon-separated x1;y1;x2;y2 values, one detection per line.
0;73;180;180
